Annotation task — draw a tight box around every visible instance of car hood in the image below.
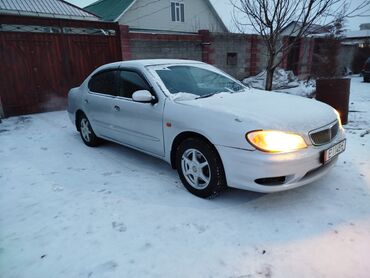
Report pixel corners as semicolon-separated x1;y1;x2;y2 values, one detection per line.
175;89;337;133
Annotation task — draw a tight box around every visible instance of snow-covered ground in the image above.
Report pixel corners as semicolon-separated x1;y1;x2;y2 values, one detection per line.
0;77;369;278
243;68;316;98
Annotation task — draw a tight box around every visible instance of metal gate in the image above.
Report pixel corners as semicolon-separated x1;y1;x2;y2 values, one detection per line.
0;15;122;116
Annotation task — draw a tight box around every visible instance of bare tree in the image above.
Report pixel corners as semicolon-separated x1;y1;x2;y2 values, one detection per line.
231;0;370;90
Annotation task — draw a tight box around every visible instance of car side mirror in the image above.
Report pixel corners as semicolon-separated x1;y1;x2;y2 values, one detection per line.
132;90;155;103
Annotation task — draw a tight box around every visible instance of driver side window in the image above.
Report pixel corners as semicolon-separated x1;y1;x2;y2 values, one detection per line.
117;70;150;99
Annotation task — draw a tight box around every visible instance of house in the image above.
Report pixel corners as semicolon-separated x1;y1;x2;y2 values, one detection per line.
340;23;370;73
84;0;228;33
0;0;99;21
342;23;370;48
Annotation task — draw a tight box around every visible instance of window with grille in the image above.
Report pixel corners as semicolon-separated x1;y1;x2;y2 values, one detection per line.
171;1;185;22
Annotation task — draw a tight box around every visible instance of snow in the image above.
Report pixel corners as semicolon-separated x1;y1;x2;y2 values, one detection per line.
1;77;370;278
243;68;301;90
171;92;198;101
242;68;316;98
274;80;316;98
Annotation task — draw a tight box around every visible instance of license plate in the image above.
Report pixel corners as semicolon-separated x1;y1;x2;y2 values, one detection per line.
323;140;346;163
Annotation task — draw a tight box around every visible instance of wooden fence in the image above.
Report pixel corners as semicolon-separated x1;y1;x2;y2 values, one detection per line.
0;15;122;116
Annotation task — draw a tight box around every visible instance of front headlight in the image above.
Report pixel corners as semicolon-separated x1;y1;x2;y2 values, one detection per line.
246;130;307;153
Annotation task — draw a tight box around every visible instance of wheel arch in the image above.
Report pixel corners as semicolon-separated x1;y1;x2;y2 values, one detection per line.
170;131;223;170
75;109;86;131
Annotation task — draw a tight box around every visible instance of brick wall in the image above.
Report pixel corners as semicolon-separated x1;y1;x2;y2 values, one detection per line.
211;33;249;79
119;28;202;62
198;30;213;64
338;44;357;73
130;39;202;60
297;38;315;77
284;37;317;77
119;25;314;80
129;32;202;61
120;26;268;80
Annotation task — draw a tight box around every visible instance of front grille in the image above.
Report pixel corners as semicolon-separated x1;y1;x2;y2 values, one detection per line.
310;121;339;145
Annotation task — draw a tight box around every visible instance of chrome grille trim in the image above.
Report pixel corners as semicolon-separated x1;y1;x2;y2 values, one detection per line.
309;121;339;146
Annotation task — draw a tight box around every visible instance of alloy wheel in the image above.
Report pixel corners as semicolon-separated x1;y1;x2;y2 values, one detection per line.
80;118;91;142
181;148;211;189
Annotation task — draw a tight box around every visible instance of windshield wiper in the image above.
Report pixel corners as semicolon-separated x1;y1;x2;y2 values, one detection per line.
196;93;216;99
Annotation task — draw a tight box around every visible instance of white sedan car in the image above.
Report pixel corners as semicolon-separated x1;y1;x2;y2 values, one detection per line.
68;59;346;198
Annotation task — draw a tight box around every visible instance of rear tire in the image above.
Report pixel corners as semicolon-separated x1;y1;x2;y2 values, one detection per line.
78;114;100;147
176;138;226;198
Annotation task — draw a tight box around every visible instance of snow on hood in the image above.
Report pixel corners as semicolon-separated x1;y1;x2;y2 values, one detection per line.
171;92;198;101
170;91;235;101
175;89;337;132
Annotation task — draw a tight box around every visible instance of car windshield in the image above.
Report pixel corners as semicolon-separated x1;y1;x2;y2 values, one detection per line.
153;65;246;97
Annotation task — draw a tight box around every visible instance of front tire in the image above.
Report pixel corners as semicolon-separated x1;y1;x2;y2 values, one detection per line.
176;138;226;198
78;114;100;147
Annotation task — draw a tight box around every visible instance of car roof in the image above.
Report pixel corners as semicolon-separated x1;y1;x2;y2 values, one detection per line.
100;59;205;70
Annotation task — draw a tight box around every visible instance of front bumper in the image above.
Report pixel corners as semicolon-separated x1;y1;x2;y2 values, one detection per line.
216;129;345;193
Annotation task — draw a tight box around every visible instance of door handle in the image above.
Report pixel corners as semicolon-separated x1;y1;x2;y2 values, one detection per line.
84;99;88;104
114;105;120;112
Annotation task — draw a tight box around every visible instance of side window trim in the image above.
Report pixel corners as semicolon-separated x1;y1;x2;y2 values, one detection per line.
88;91;117;98
87;68;119;97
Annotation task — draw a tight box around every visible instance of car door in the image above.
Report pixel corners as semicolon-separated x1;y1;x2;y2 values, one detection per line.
85;69;118;139
110;69;165;157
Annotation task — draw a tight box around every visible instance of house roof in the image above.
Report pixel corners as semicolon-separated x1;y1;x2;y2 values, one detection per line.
204;0;228;32
84;0;228;32
0;0;99;20
84;0;134;21
344;29;370;39
281;21;331;36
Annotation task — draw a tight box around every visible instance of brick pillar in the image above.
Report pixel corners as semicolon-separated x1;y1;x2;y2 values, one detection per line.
249;35;259;76
281;36;289;69
119;25;131;60
297;38;305;75
198;30;214;64
307;38;315;75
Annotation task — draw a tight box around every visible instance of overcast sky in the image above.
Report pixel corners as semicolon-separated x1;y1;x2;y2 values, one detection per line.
69;0;369;32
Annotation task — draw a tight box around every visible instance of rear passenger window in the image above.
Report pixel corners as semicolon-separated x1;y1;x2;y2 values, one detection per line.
88;70;117;96
117;71;150;99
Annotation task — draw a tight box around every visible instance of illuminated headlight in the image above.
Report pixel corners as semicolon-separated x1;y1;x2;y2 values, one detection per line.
246;130;307;153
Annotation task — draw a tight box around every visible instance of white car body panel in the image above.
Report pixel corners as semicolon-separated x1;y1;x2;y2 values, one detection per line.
68;59;345;193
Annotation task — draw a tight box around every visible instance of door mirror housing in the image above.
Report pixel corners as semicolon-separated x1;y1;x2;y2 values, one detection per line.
132;90;155;103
